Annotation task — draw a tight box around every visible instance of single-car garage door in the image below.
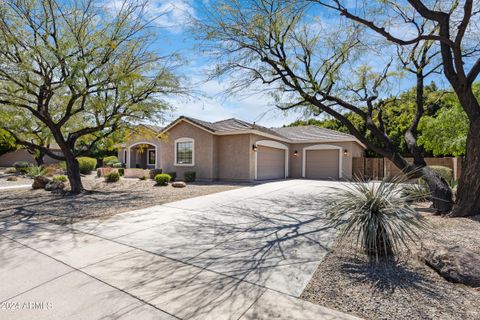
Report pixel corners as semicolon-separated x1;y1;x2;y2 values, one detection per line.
305;149;339;179
257;146;286;180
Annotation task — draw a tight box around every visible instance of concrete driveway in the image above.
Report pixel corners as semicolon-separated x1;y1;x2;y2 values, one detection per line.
0;180;359;320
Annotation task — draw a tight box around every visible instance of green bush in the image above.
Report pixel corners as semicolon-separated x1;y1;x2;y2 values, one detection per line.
112;162;124;168
155;173;171;186
118;168;124;176
77;157;97;174
13;161;30;173
103;156;119;167
53;175;68;183
429;165;454;182
184;171;196;182
105;172;120;183
326;176;428;260
139;175;148;181
149;169;163;180
26;166;46;178
167;172;177;182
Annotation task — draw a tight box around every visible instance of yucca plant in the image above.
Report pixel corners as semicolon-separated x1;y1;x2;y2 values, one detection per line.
327;176;428;260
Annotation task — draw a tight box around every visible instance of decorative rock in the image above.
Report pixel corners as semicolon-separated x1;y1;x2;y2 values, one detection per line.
171;181;186;188
7;176;18;181
421;245;480;287
32;176;51;189
45;181;66;192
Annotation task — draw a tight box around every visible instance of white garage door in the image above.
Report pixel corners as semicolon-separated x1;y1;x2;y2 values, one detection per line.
305;149;340;179
257;146;286;180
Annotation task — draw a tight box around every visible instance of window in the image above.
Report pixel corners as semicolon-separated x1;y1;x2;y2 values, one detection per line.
147;149;156;165
175;138;194;165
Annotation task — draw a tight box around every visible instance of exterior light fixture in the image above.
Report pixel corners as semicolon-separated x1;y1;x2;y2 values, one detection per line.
252;144;258;152
293;150;298;156
343;149;349;155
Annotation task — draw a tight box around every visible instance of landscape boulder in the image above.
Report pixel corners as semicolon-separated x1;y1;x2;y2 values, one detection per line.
421;245;480;287
7;176;18;181
32;176;51;189
45;181;66;192
171;181;186;188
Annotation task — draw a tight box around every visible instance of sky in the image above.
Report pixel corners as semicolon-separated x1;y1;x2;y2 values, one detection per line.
120;0;451;128
134;0;306;128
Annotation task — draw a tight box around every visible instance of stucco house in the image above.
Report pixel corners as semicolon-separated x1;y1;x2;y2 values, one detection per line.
118;116;366;181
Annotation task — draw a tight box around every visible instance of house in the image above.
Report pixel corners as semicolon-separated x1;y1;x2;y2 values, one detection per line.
0;144;62;167
118;116;366;181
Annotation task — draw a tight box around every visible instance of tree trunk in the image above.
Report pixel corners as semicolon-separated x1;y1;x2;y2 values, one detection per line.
34;151;45;166
420;166;453;213
63;149;84;194
451;116;480;217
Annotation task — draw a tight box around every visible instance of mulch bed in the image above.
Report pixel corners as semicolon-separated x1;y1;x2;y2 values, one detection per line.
300;207;480;320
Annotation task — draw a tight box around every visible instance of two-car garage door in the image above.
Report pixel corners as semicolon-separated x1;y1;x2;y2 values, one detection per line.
256;146;286;180
304;149;340;180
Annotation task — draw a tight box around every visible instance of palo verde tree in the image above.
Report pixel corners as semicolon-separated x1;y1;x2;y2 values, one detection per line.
307;0;480;216
0;0;182;193
197;0;453;212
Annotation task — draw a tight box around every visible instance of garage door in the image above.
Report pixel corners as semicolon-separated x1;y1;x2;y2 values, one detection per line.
305;149;339;179
257;146;286;180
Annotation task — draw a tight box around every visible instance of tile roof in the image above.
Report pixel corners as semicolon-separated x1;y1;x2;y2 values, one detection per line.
272;126;357;142
164;116;359;144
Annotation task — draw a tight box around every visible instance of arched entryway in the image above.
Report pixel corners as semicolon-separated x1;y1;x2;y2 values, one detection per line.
126;142;159;169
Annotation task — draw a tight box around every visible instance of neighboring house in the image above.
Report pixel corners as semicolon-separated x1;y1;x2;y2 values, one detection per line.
118;116;366;181
0;144;62;167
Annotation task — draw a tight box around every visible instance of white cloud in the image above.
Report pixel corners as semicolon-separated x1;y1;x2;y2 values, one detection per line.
104;0;195;34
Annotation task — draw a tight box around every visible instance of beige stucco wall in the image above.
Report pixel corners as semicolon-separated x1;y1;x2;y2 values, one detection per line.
159;121;216;181
0;149;60;167
216;134;252;181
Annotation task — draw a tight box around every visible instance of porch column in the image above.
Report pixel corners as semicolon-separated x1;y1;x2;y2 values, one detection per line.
126;147;131;169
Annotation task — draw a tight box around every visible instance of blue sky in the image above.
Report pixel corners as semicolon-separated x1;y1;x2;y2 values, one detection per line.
127;0;450;127
134;0;306;127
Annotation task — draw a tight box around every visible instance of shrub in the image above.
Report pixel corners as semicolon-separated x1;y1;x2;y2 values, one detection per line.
184;171;196;182
139;175;148;181
149;169;163;180
103;156;119;167
112;162;124;168
155;173;171;186
13;161;30;173
26;166;47;178
167;172;177;182
105;172;120;183
43;164;59;177
429;165;454;182
118;168;124;176
53;175;68;183
77;157;97;174
402;183;431;202
326;176;428;260
4;167;16;174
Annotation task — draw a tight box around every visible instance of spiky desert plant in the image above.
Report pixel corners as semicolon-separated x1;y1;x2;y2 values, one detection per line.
327;176;428;260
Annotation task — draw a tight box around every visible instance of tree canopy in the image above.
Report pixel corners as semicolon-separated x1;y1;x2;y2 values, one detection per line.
0;0;183;192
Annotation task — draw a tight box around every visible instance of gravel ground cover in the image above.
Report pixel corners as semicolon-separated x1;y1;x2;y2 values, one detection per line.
301;207;480;320
0;169;32;187
0;174;242;224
